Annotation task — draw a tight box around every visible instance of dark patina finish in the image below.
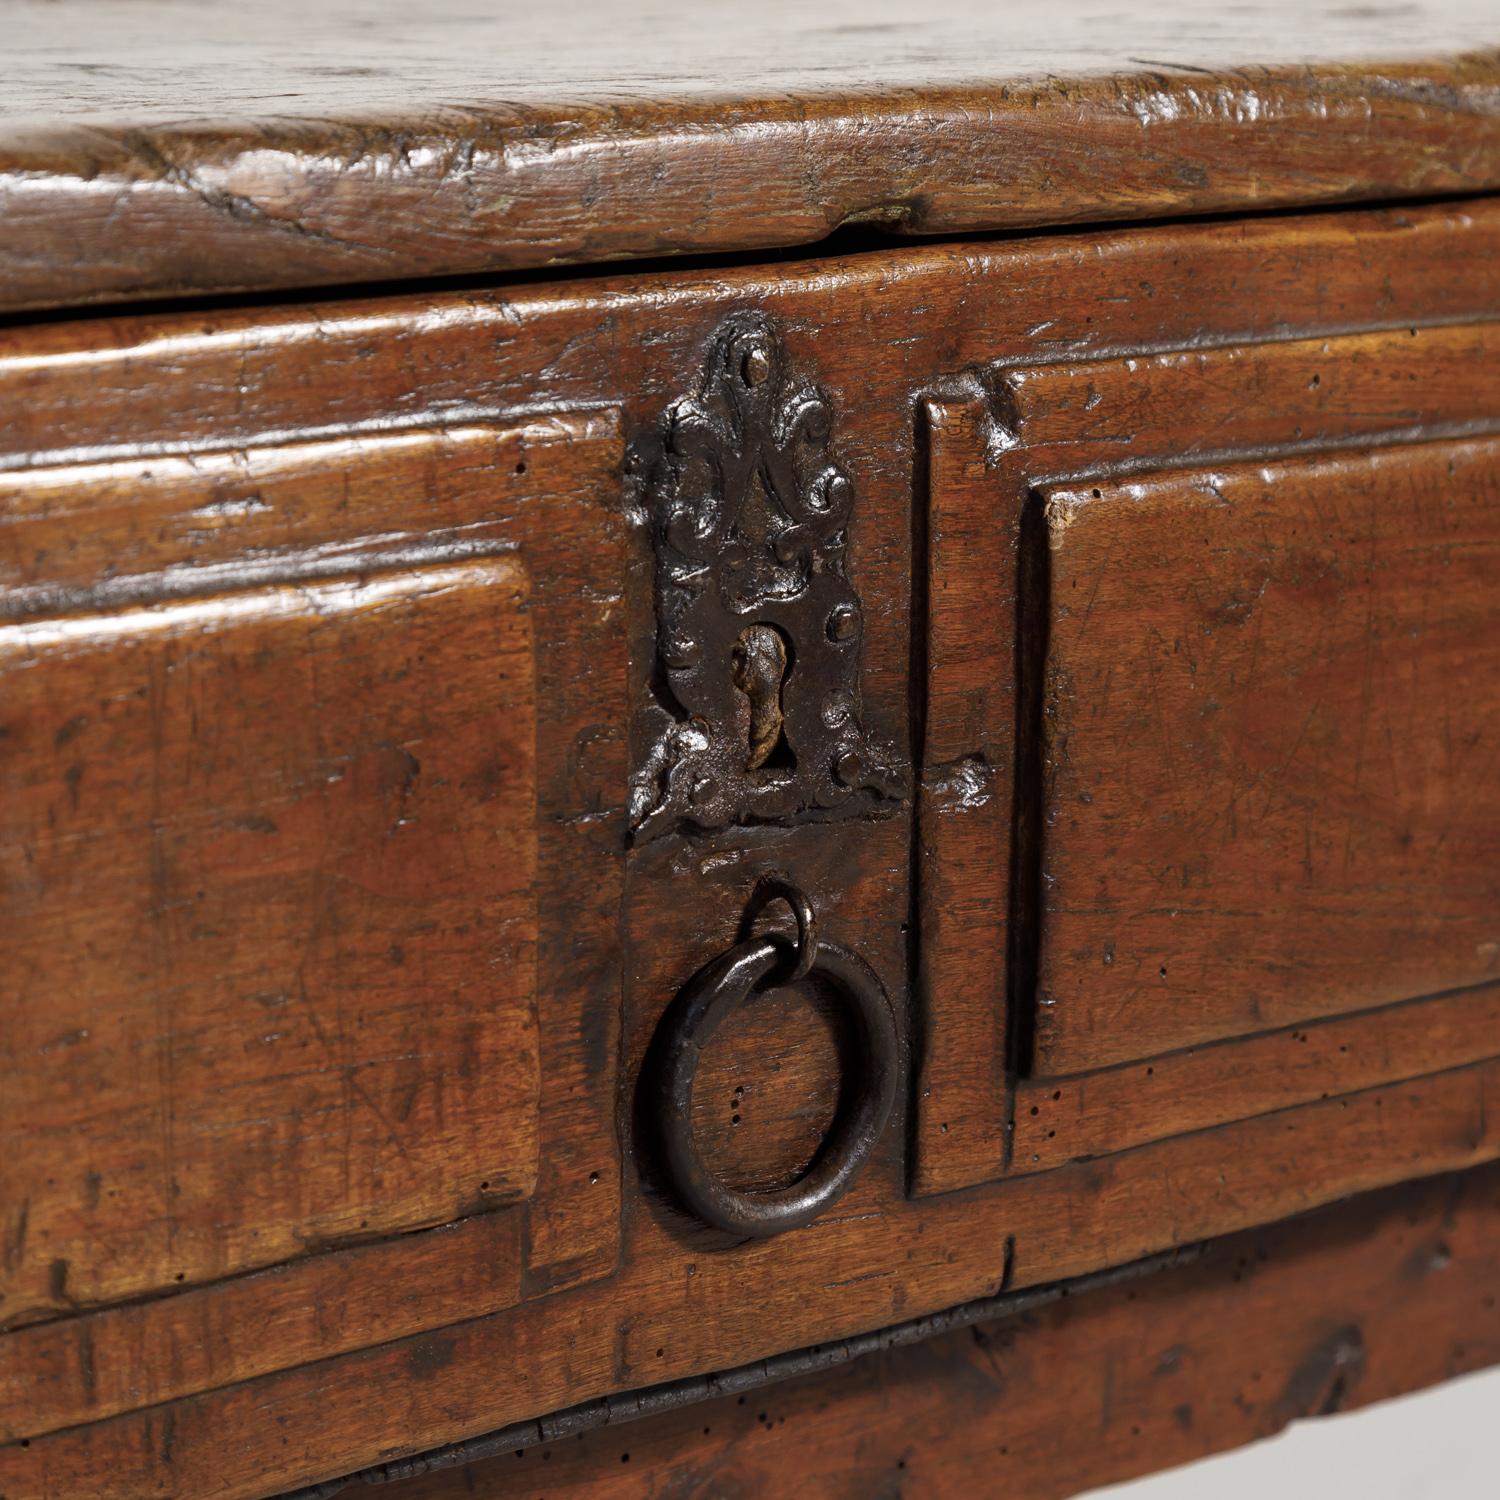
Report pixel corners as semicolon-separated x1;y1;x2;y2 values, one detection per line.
628;311;907;841
645;900;899;1239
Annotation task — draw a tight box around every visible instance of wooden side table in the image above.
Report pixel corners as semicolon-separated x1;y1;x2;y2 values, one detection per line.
2;5;1498;1496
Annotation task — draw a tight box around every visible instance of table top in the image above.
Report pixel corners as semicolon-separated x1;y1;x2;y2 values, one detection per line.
3;0;1500;312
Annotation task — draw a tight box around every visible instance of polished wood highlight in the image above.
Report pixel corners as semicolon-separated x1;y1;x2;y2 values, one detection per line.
3;2;1500;311
1;417;632;1447
911;397;1015;1197
912;317;1500;1194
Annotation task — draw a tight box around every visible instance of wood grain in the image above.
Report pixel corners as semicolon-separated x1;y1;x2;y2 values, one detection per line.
2;201;1500;1494
8;1060;1498;1499
912;398;1015;1196
914;316;1500;1188
0;559;540;1322
1013;983;1500;1174
1037;439;1500;1071
1000;323;1500;465
0;413;634;1308
2;3;1500;310
382;1162;1500;1500
0;1212;524;1447
5;201;1497;476
689;978;845;1194
0;416;630;1441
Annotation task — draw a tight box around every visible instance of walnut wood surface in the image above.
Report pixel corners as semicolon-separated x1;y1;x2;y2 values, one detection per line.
1038;440;1500;1071
2;201;1499;1497
11;1062;1500;1499
1011;983;1500;1174
689;977;845;1193
1;557;541;1322
3;1;1500;311
912;400;1015;1196
912;320;1500;1194
0;417;632;1452
385;1163;1500;1500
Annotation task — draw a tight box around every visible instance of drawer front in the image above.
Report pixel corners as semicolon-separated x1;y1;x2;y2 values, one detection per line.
2;557;541;1317
914;323;1500;1195
2;199;1499;1499
1037;439;1500;1071
1;420;630;1440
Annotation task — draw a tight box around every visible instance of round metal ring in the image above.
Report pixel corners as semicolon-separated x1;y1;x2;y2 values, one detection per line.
738;875;818;983
648;932;898;1238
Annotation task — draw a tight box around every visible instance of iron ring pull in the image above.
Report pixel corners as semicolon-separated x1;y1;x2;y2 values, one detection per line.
649;929;898;1238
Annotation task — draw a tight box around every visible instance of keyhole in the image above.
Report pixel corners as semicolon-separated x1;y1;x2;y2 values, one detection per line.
731;624;795;772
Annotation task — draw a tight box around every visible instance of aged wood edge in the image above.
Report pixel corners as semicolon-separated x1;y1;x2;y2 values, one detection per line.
1027;976;1500;1088
6;55;1500;314
336;1162;1500;1500
275;1241;1206;1498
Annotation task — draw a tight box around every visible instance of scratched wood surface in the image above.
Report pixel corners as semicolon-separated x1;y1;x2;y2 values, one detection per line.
1;201;1499;1497
3;1;1500;310
11;1060;1500;1499
910;322;1500;1195
384;1162;1500;1500
0;557;541;1323
1036;440;1500;1073
1010;984;1500;1174
0;416;632;1451
911;397;1016;1196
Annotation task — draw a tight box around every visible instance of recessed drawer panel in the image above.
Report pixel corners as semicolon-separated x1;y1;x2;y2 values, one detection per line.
1036;437;1500;1073
0;560;541;1319
915;317;1500;1195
